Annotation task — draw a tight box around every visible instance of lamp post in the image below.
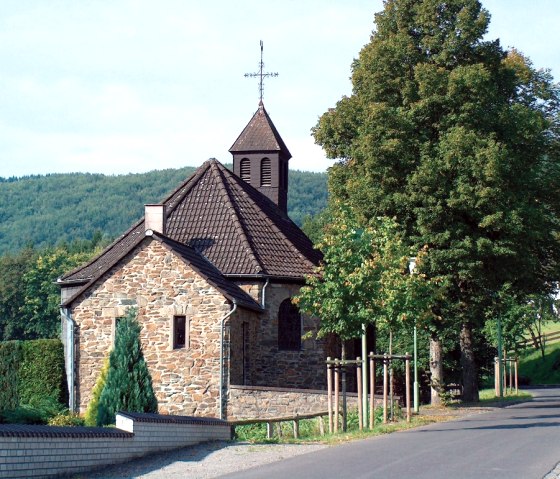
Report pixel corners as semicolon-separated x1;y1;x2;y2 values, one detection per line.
408;257;419;413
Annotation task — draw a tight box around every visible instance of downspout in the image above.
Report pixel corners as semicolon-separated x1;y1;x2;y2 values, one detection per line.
219;300;237;420
60;307;75;412
261;277;270;308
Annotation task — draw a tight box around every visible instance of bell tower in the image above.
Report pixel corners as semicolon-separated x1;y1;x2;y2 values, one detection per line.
231;41;291;212
229;102;291;212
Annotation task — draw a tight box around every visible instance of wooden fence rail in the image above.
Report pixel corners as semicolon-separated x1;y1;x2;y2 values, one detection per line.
518;330;560;349
230;411;329;440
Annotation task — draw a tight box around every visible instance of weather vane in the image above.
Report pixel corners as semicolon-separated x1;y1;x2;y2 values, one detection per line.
244;40;278;103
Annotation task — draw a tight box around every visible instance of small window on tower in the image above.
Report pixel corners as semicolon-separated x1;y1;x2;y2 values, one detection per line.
173;316;187;349
240;158;251;182
260;158;271;186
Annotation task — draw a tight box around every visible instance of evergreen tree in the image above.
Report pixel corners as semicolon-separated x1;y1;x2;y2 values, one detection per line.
313;0;560;400
97;309;158;426
84;356;110;426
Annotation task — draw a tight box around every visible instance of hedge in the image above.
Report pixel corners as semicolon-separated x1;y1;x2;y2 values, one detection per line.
0;339;68;414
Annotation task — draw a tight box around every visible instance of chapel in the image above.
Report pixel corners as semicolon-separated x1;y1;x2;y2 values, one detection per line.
58;102;328;419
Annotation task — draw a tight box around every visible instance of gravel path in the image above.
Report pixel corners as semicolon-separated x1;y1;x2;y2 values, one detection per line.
73;441;327;479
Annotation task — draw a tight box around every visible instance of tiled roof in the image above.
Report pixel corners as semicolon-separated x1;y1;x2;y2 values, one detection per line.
229;103;291;158
59;159;321;303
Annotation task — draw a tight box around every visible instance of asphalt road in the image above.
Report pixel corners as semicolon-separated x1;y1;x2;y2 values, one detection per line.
221;388;560;479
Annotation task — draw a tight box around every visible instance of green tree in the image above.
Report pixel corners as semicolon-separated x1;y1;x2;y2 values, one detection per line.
97;309;158;426
84;356;110;426
0;248;34;340
313;0;560;400
295;203;436;354
20;246;92;339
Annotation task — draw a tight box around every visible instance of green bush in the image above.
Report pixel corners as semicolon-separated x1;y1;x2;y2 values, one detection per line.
19;339;68;406
0;339;68;424
1;397;65;425
48;412;85;427
97;309;158;426
0;341;23;412
84;356;110;426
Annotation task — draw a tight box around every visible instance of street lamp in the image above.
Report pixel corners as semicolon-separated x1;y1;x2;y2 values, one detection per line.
408;257;419;413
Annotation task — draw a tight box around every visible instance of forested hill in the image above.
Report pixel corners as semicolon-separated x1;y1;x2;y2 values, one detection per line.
0;166;327;255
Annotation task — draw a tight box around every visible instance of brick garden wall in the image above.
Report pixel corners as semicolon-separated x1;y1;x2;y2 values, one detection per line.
0;412;230;479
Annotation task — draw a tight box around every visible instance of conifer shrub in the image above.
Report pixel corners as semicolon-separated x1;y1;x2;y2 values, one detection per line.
0;341;22;412
84;356;110;426
97;309;158;426
0;339;67;423
19;339;68;407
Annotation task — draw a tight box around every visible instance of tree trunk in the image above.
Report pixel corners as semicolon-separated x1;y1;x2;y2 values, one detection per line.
429;334;443;406
460;322;479;402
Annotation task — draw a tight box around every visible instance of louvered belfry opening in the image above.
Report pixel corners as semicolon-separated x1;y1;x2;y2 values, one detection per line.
260;158;271;186
229;103;292;213
240;158;251;183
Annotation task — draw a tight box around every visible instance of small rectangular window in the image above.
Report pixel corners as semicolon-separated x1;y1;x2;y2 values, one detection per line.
173;316;187;349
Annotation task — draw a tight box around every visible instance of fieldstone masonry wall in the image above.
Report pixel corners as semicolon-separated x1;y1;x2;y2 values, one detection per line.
227;385;359;420
248;283;326;389
66;241;329;421
70;239;236;417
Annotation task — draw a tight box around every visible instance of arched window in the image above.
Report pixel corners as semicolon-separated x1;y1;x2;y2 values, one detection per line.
240;158;251;183
278;298;301;351
260;158;271;187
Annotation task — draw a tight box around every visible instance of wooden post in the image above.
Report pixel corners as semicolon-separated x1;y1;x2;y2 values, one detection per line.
514;358;519;395
502;351;507;395
327;357;333;433
276;422;283;438
369;354;375;429
293;419;299;439
383;354;388;424
357;357;363;430
494;357;499;397
508;358;513;394
334;360;340;433
405;353;411;423
318;415;325;436
267;422;273;439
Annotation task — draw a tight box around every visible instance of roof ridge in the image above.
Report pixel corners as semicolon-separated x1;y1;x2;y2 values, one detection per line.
210;161;264;274
163;159;215;215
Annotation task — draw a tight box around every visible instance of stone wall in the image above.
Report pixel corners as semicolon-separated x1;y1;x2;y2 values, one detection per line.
0;412;230;479
247;283;326;390
70;239;241;417
227;385;360;420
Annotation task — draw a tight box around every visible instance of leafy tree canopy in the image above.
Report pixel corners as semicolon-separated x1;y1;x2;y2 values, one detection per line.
295;203;437;341
312;0;560;399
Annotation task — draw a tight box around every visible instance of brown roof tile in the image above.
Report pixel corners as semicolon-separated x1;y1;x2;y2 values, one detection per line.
229;103;291;158
59;159;321;302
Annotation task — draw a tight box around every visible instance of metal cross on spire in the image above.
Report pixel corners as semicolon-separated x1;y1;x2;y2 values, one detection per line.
244;40;278;104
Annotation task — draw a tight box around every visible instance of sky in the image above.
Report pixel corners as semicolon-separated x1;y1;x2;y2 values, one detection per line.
0;0;558;178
